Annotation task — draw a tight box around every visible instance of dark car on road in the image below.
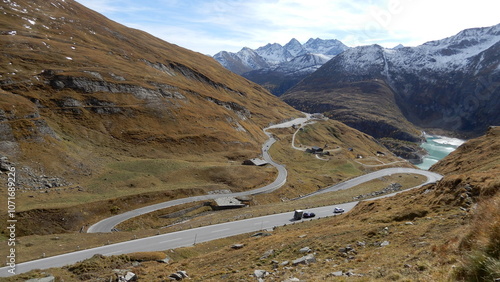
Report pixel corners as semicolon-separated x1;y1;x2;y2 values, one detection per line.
303;212;316;218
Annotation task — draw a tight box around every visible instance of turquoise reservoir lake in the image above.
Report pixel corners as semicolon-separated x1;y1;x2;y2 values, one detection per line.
416;135;465;170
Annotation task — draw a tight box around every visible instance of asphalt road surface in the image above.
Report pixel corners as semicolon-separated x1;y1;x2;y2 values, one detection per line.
0;201;354;276
302;167;442;198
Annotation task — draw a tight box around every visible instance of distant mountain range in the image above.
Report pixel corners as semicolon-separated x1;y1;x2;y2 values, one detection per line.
214;38;349;95
282;23;500;142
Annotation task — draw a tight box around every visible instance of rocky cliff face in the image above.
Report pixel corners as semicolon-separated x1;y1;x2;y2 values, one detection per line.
385;25;500;135
282;24;500;140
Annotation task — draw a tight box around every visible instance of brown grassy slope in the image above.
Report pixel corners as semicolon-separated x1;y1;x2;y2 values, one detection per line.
0;4;299;196
0;1;297;170
7;178;484;281
15;115;496;281
113;119;411;231
431;126;500;177
430;126;500;281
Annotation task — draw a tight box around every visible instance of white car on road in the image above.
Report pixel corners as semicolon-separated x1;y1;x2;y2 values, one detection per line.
334;207;345;213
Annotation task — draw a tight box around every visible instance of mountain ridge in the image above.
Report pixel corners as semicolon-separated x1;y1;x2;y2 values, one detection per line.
282;23;500;144
213;38;349;95
214;37;349;74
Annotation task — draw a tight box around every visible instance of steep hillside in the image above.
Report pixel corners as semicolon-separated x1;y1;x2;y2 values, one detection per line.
431;126;500;176
282;24;500;143
0;0;300;217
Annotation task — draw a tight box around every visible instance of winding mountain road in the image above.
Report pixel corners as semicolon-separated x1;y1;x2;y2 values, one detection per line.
87;114;318;233
0;114;443;277
86;117;299;233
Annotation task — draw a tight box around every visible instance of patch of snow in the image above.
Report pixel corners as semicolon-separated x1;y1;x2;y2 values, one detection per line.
7;30;16;35
65;57;73;60
11;7;27;14
6;0;21;8
22;17;35;25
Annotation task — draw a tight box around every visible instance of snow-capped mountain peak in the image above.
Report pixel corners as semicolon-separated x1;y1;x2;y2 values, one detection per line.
255;43;293;65
284;38;306;57
303;38;349;55
213;47;269;75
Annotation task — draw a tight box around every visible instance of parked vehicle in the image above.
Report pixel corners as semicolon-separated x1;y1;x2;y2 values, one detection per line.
293;210;304;220
334;207;345;213
303;212;316;218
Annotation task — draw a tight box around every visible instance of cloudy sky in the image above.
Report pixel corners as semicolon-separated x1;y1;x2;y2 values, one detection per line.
76;0;500;55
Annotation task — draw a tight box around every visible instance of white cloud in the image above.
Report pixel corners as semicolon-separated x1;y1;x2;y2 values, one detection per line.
76;0;500;55
355;0;500;47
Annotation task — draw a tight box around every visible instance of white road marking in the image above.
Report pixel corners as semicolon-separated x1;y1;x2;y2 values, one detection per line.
159;238;182;244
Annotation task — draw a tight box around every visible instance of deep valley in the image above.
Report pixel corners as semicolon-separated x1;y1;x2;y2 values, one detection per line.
0;0;498;281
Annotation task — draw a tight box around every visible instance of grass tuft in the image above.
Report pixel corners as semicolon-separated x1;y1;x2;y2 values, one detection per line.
454;194;500;281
